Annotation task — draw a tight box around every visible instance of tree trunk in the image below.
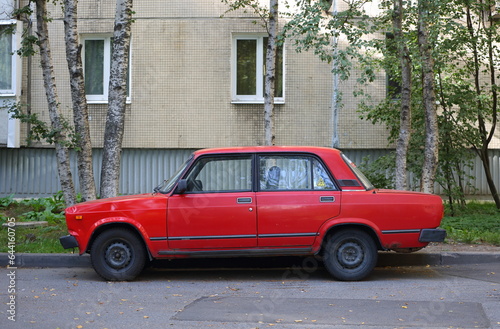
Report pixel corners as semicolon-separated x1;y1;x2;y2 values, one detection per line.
264;0;278;146
465;5;500;208
63;0;97;202
100;0;133;198
418;0;439;194
393;0;411;191
36;0;76;206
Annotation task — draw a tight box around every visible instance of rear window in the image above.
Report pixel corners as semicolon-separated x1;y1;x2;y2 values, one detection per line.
341;153;375;190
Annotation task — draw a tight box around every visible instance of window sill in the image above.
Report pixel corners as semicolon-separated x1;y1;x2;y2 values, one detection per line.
0;93;16;97
86;99;132;105
231;99;285;105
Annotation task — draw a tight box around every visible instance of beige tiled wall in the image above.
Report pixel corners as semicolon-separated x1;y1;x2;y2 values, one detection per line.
21;0;498;150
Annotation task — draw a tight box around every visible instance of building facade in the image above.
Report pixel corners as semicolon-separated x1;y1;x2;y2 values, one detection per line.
0;0;498;197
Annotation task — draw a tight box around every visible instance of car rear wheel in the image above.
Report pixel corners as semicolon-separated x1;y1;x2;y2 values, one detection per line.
90;228;146;281
323;229;378;281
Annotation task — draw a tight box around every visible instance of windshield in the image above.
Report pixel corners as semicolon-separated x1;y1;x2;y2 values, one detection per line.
341;153;375;190
154;155;193;193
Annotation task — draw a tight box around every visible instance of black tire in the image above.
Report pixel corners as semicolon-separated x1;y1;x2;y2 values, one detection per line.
323;229;378;281
90;228;147;281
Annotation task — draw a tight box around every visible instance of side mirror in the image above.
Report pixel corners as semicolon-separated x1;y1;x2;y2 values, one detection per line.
175;179;187;194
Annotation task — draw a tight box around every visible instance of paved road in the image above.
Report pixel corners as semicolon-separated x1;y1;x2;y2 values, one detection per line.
1;259;499;329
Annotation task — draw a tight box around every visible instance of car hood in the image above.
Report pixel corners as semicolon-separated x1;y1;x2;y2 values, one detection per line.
65;193;165;214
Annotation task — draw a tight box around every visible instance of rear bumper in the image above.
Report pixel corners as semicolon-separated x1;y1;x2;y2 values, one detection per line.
419;228;446;242
59;235;79;249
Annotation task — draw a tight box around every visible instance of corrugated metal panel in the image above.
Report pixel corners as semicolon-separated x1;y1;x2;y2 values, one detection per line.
0;148;498;198
0;148;195;198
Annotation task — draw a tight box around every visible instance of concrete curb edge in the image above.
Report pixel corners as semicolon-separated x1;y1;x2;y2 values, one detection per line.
1;252;499;269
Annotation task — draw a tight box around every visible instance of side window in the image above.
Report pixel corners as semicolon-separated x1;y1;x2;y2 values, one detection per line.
0;24;13;93
184;156;252;193
260;155;336;191
82;35;131;103
312;158;335;190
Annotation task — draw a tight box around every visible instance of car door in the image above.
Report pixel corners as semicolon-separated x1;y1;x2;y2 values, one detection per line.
256;154;341;248
167;155;257;249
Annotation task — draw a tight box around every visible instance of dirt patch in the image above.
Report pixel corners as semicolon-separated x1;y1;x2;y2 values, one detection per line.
421;241;500;253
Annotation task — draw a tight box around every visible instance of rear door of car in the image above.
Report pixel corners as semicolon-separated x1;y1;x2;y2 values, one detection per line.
167;154;257;249
256;154;341;248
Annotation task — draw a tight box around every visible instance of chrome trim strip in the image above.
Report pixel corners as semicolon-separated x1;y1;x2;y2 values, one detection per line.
168;232;319;240
150;237;167;241
258;233;318;238
381;229;421;234
158;247;313;256
168;234;256;241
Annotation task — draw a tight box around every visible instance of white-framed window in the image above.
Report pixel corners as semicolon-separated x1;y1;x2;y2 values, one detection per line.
0;23;14;95
81;34;131;103
231;34;284;104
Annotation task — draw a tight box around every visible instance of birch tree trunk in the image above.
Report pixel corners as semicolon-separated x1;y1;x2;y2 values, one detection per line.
264;0;278;146
36;0;76;206
63;0;97;202
100;0;133;198
417;0;439;194
393;0;411;190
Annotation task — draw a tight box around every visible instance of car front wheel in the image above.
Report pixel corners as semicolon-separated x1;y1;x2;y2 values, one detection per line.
90;228;147;281
323;229;378;281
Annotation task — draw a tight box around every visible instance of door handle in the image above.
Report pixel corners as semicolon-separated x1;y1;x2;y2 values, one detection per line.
320;196;335;202
237;197;252;204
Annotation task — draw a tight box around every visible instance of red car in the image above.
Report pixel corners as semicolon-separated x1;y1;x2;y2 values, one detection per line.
60;146;445;281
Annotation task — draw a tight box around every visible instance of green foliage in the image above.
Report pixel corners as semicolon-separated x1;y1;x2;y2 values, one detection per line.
0;194;15;208
5;102;79;149
441;201;500;245
358;155;395;189
0;192;72;253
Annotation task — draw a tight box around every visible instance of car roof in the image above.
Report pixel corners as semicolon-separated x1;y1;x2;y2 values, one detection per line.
193;146;341;157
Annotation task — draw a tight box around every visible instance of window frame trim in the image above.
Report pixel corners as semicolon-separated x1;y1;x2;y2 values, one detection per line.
231;33;285;104
81;34;132;104
182;154;255;194
257;153;338;192
0;20;18;96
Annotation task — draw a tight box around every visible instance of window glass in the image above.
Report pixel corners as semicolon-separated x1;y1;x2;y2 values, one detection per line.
236;39;257;95
260;155;336;191
341;153;374;190
312;158;335;190
0;25;13;91
84;39;104;95
185;156;252;192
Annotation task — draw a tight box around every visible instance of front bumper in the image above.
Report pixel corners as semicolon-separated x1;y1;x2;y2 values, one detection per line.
419;228;446;242
59;235;79;249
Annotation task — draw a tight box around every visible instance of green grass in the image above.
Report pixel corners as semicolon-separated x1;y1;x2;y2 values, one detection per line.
1;195;499;253
0;193;73;253
441;201;500;246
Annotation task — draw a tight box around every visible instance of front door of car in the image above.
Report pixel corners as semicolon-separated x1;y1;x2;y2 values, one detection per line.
167;155;257;249
256;155;341;248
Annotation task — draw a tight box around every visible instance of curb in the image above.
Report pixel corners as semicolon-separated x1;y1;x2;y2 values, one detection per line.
1;252;499;269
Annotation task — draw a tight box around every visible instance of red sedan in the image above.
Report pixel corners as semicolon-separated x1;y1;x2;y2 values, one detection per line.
60;146;445;281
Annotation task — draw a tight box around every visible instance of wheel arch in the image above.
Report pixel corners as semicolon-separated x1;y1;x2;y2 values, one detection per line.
86;222;152;260
319;223;383;255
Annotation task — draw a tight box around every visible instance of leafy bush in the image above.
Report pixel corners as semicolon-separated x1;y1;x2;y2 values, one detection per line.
0;194;15;208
